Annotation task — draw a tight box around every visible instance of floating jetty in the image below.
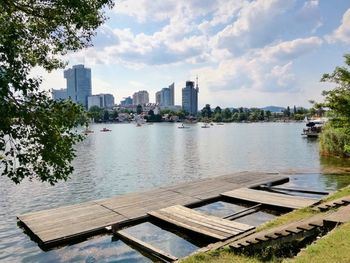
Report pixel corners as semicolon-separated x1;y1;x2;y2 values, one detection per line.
18;172;292;249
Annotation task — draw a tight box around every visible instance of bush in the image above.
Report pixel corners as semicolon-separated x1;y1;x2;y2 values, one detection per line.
320;124;350;158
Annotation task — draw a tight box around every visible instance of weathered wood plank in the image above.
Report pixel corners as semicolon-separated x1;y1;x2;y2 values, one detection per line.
148;210;228;240
222;188;319;209
115;230;178;262
148;205;254;240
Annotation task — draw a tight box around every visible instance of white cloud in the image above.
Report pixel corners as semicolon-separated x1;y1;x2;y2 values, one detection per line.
326;8;350;44
258;37;323;62
192;36;323;96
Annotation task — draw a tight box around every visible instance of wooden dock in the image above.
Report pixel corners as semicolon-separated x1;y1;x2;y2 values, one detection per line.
222;188;319;210
17;172;288;248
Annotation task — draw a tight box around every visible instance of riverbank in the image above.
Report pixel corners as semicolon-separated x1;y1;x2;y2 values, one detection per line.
181;185;350;263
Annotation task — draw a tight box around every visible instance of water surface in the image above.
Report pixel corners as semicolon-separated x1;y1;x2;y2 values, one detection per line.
1;122;350;262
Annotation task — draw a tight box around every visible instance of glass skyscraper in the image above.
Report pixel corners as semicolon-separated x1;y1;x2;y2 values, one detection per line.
64;64;92;109
182;80;199;115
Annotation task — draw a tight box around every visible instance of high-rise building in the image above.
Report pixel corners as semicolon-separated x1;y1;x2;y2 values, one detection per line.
120;96;133;106
103;94;115;108
182;79;199;115
64;64;92;109
169;82;175;106
155;91;161;105
156;83;175;106
51;88;67;100
132;90;149;105
87;93;115;109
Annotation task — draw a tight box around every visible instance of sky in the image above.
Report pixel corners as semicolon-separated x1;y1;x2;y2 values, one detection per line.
37;0;350;108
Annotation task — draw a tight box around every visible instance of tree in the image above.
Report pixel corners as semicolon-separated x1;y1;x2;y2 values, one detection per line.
111;110;119;121
136;104;143;115
318;54;350;157
201;104;212;118
103;110;110;122
214;106;222;115
0;1;114;184
88;106;103;122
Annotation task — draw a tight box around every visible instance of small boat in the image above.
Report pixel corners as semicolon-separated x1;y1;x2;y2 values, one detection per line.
100;127;112;132
178;124;189;129
302;118;327;138
216;123;224;125
201;123;210;128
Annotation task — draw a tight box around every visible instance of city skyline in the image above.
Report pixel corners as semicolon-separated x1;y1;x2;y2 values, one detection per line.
34;1;350;108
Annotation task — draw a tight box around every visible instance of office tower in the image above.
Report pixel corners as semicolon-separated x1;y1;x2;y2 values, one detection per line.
64;64;92;109
132;90;149;105
156;82;175;106
51;88;67;100
182;79;199;115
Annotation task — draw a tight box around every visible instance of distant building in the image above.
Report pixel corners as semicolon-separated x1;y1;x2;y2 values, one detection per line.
103;94;115;108
120;96;133;106
87;93;115;109
64;64;92;109
88;95;102;109
132;90;149;105
182;79;199;115
51;88;67;100
156;83;175;106
155;91;161;105
169;82;175;106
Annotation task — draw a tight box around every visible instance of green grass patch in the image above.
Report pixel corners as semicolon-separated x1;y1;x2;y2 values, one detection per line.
256;207;317;232
322;185;350;202
180;248;263;263
286;222;350;263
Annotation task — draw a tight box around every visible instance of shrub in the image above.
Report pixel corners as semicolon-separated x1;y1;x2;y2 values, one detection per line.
320;124;350;158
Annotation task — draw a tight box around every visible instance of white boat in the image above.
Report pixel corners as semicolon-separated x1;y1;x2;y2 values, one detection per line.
302;118;327;138
201;123;210;128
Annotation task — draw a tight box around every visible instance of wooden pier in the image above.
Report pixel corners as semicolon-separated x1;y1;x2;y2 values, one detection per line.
17;172;288;248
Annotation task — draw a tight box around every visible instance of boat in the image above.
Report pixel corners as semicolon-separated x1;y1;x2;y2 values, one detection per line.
216;123;224;125
302;118;327;138
178;124;190;129
100;127;112;132
201;123;210;128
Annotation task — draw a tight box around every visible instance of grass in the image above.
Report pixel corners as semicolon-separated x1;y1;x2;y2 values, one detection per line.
181;248;263;263
286;222;350;263
180;185;350;263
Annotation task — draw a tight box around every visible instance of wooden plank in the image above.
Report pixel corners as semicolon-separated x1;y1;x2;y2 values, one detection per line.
324;205;350;224
164;207;241;234
149;210;227;240
115;230;178;262
148;205;254;240
268;186;330;195
222;188;319;209
172;205;253;232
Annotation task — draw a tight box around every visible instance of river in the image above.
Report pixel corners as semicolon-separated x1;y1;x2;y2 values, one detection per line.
1;122;350;262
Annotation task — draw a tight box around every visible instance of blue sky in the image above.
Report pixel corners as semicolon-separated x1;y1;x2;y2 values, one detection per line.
39;0;350;108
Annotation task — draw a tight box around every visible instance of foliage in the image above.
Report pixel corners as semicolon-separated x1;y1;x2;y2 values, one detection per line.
136;104;143;115
88;105;103;122
201;104;212;118
320;125;350;158
318;54;350;157
0;0;113;184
